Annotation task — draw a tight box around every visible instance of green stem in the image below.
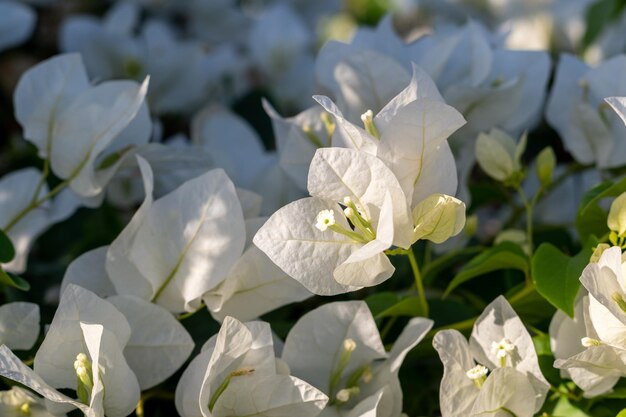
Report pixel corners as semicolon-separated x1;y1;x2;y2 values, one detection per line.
515;186;534;257
4;177;70;232
177;303;205;321
380;316;397;340
406;248;429;317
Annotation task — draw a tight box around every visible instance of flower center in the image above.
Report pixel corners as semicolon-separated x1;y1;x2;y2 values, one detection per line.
466;364;489;389
314;197;376;244
491;338;515;367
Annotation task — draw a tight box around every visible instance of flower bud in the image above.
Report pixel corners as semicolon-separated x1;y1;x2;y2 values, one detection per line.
413;194;466;244
475;129;525;185
590;243;610;263
535;147;556;187
608;193;626;237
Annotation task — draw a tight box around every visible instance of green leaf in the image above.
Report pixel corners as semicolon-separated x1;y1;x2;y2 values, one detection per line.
365;292;398;318
0;268;30;291
576;176;626;240
552;396;592;417
0;229;15;263
375;296;425;319
443;242;529;297
532;238;596;317
582;0;626;50
616;409;626;417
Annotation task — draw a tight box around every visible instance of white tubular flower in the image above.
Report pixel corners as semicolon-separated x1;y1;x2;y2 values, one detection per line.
315;209;336;231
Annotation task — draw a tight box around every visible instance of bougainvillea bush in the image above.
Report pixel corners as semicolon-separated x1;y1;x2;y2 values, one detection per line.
5;0;626;416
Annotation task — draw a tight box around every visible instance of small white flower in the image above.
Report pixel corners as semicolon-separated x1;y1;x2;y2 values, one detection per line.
466;365;489;381
491;338;516;359
315;209;335;231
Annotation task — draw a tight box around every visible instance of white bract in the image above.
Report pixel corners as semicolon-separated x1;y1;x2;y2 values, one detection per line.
555;247;626;395
0;168;79;273
175;316;328;417
0;0;35;52
247;3;315;109
203;217;312;322
0;302;39;351
255;67;466;294
14;53;151;201
0;285;140;417
191;106;303;215
106;156;245;313
65;156;307;322
433;296;549;417
546;54;626;168
281;301;433;417
0;386;61;417
60;250;195;390
60;3;225;114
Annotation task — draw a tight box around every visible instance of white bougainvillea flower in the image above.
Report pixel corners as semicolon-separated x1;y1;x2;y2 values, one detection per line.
14;53;151;200
282;301;432;417
554;293;626;396
546;54;626;168
315;63;465;206
254;143;465;294
579;246;626;325
106;156;245;313
65;163;306;323
60;249;195;390
0;168;80;273
106;295;194;389
549;291;587;380
0;302;39;351
254;148;403;295
175;316;327;417
433;296;549;417
0;386;61;417
0;285;140;417
61;3;225;115
554;247;626;395
0;0;35;52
